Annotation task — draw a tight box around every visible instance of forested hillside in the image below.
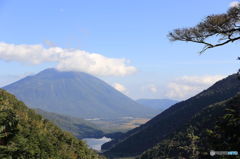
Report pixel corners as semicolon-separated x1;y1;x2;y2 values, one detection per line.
36;109;104;139
138;94;240;159
103;74;240;157
0;89;105;159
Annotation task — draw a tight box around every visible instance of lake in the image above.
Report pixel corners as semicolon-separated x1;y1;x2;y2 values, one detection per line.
83;136;111;151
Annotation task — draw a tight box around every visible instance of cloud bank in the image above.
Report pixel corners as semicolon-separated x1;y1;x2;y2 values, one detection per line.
0;42;136;76
166;75;226;99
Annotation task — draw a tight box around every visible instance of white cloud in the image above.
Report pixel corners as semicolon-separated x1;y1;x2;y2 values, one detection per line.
177;75;226;85
230;1;240;8
0;42;136;76
148;84;158;93
113;83;127;93
165;75;226;100
142;84;158;94
166;82;199;99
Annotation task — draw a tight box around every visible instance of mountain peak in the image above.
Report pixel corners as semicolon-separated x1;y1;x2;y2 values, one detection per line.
3;69;155;119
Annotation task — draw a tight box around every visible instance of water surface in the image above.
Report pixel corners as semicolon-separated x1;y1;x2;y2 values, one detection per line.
83;136;111;151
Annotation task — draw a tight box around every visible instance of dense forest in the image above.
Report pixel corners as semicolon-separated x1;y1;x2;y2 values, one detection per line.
138;93;240;159
0;89;105;159
0;1;239;159
103;74;240;158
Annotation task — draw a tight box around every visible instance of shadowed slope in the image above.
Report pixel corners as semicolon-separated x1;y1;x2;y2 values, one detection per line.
103;74;240;157
138;94;240;158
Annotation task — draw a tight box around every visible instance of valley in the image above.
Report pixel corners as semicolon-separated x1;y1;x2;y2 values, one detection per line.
0;1;239;158
89;117;150;133
1;69;240;159
37;108;151;138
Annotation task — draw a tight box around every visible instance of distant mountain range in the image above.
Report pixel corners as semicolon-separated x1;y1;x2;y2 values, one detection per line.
3;68;155;119
136;99;178;112
102;74;240;158
35;109;104;139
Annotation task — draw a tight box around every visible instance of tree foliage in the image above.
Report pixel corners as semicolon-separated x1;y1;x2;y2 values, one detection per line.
138;94;240;159
0;89;106;159
103;74;240;158
168;4;240;53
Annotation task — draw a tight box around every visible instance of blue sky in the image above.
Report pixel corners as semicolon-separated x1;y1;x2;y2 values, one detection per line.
0;0;239;100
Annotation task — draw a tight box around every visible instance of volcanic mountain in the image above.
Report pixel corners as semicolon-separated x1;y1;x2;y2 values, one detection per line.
3;68;155;119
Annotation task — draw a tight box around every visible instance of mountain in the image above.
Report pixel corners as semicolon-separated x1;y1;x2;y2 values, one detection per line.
35;109;104;139
0;89;105;159
138;93;240;159
3;68;155;119
102;74;240;158
136;99;178;112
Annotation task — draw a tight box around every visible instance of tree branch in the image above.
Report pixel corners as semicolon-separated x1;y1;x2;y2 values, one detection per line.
199;36;240;54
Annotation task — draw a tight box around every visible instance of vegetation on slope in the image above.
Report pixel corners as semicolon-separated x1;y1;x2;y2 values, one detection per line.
103;74;240;157
36;109;104;139
0;89;105;159
35;109;145;139
138;94;240;159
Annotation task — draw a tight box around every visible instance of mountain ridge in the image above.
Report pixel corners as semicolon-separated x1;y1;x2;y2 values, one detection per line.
138;93;240;158
3;68;155;119
103;74;240;157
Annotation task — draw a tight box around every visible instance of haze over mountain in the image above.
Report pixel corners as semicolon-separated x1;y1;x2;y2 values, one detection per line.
103;74;240;158
136;99;178;112
3;68;155;119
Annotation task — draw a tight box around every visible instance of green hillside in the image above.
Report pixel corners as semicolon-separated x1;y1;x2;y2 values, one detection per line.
138;94;240;159
103;74;240;157
35;109;104;139
0;89;105;159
